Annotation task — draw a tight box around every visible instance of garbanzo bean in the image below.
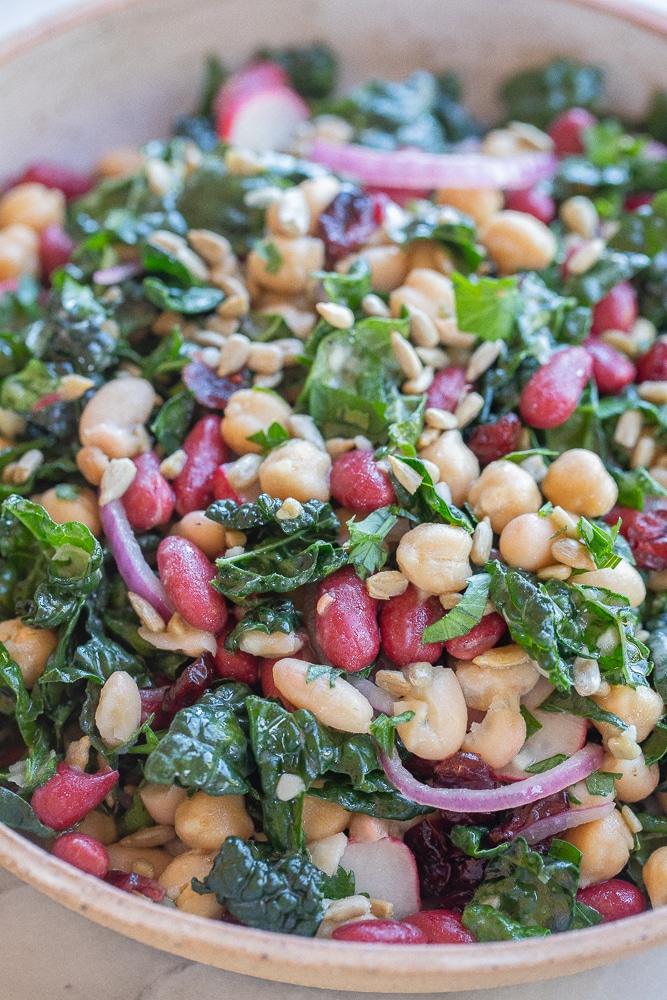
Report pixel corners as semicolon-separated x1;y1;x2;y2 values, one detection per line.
499;512;558;571
221;387;293;455
435;187;503;226
419;429;479;506
395;522;472;594
600;751;660;803
174;791;254;851
0;224;40;280
171;510;227;559
338;244;410;292
0;182;65;232
246;234;325;294
258;438;331;502
576;559;646;608
462;695;527;769
394;665;468;760
479;210;557;275
643;846;667;908
592;684;664;742
468;460;542;533
541;448;618;517
0;617;58;688
36;485;102;537
139;783;188;826
302;796;351;842
563;809;634;887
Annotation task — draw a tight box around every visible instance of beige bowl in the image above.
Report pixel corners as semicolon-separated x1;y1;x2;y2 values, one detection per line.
2;0;667;992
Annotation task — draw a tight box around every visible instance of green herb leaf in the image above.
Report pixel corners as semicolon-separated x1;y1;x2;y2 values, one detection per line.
369;711;415;754
346;505;399;580
584;770;620;797
0;787;53;837
452;273;521;340
524;754;568;774
246;421;290;453
422;573;490;642
520;705;543;740
225;597;301;652
142;277;224;314
577;517;621;569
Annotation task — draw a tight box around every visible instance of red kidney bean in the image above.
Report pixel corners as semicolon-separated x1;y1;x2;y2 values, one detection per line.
39;224;76;278
583;337;637;395
403;909;475;943
636;339;667;382
590;280;638;336
576;878;646;922
104;869;167;902
467;413;523;466
172;415;230;516
379;585;444;667
315;565;380;673
157;536;228;633
17;161;94;200
547;107;597;155
161;653;217;718
214;625;260;685
519;345;593;429
426;366;467;411
51;831;110;878
31;763;119;830
330;450;396;515
332;918;428;944
503;186;556;225
121;451;175;531
260;658;296;710
444;612;507;660
212;462;243;502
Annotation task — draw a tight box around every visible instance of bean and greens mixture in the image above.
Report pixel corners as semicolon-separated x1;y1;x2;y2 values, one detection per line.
4;48;667;945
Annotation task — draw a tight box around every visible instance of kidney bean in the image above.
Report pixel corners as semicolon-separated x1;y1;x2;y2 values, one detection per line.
443;612;507;660
161;653;217;718
590;280;638;336
403;909;475;943
379;585;444;667
104;869;167;902
583;337;637;395
636;339;667;382
467;413;523;466
212;463;243;502
260;658;296;710
172;415;230;516
331;919;428;944
503;186;556;225
51;831;110;878
576;878;647;922
329;450;396;515
17;161;94;200
39;224;75;278
214;625;260;685
315;565;380;673
426;366;467;412
547;107;597;156
157;536;228;633
121;451;175;531
519;345;593;429
31;762;119;830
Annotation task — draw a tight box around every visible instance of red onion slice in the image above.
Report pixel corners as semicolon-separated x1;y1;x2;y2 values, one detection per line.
93;262;142;285
521;801;616;845
348;675;395;716
308;139;558;191
99;498;172;622
379;744;604;813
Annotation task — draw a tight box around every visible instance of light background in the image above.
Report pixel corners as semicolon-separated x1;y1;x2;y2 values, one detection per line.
2;1;667;997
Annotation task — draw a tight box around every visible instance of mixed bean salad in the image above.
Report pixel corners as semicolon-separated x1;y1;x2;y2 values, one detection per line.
5;49;667;945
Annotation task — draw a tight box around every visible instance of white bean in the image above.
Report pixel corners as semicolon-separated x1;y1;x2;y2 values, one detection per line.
394;665;467;760
95;671;142;748
272;658;373;733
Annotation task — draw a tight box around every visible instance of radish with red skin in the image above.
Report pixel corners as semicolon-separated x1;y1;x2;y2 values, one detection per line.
576;878;647;921
214;625;260;685
315;565;380;673
339;837;421;919
426;366;467;412
547;107;597;155
444;612;507;660
31;763;119;830
157;536;228;633
584;337;637;395
379;585;443;667
329;450;396;515
519;346;593;429
172;415;230;516
51;832;109;878
215;62;309;151
404;909;475;944
332;919;428;944
39;224;75;278
590;280;638;335
121;451;175;531
504;186;556;225
494;708;587;781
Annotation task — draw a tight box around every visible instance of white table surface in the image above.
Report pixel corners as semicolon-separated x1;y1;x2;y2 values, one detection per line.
3;1;667;997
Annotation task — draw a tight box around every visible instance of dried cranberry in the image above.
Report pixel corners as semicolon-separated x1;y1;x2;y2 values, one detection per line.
488;792;568;845
139;686;170;728
404;818;453;900
467;414;523;465
317;188;379;265
104;869;166;902
181;356;250;409
432;751;496;790
625;508;667;571
160;653;216;719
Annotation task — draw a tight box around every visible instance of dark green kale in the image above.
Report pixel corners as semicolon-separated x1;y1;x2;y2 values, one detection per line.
0;786;53;836
255;44;338;99
500;58;604;129
224;597;302;651
385;203;482;274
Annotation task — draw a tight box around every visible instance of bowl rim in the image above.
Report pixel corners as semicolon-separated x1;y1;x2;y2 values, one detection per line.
2;0;667;991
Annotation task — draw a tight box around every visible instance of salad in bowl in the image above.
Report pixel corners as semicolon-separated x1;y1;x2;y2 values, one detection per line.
3;34;667;956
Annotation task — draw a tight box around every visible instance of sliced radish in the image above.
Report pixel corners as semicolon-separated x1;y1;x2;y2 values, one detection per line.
215;63;309;151
496;709;587;781
308;139;558;191
340;837;421;919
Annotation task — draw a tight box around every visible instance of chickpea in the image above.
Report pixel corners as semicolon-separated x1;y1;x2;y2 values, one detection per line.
36;485;102;537
158;850;222;917
258;439;331;503
302;796;350;842
221;387;293;455
338;245;410;292
246;234;325;294
171;510;227;559
499;512;558;571
395;523;472;594
76;445;110;487
419;430;479;507
139;783;188;826
600;750;659;803
347;814;392;842
77;809;118;845
541;449;618;517
0;182;65;233
643;846;667;908
394;665;468;760
299;175;341;233
0;224;40;280
567;779;614;811
272;657;373;734
435;187;503;227
479;210;557;275
105;842;172;877
174;791;254;851
563;809;633;887
453;653;540;711
78;376;155;459
96;146;144;179
389;268;456;322
462;695;527;769
95;671;142;749
592;684;664;743
468;460;542;533
576;559;646;608
0;617;58;688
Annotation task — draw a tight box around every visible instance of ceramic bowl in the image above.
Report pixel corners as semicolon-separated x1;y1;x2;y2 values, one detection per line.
2;0;667;991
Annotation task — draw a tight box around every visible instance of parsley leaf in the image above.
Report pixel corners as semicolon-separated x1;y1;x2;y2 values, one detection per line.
347;505;399;579
422;573;490;642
